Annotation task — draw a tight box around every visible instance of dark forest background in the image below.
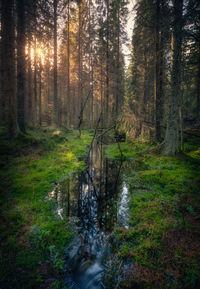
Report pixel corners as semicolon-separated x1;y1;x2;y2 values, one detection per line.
0;0;200;154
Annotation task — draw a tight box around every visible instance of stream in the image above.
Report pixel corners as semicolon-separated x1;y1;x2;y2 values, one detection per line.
47;140;130;288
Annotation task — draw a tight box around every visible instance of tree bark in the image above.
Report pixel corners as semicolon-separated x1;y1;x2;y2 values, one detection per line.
54;0;59;127
197;41;200;121
2;0;18;138
17;0;26;132
78;1;83;135
154;0;161;141
33;2;37;126
106;0;110;126
27;36;33;124
163;0;183;155
66;0;70;127
34;38;37;125
38;55;42;126
115;7;120;119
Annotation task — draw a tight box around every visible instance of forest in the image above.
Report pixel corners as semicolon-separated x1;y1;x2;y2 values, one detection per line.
0;0;200;288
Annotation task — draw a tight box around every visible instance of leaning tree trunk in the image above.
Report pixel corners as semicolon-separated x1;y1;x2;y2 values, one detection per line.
163;0;183;155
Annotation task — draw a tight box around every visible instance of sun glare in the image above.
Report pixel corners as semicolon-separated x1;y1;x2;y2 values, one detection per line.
36;48;42;57
26;45;45;64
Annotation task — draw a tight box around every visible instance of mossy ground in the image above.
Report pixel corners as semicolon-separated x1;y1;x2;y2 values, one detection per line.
1;128;199;289
0;127;92;289
106;136;200;289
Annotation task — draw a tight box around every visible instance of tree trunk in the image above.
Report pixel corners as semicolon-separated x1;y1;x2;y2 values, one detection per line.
163;0;183;155
115;8;120;120
100;50;103;127
197;41;200;121
47;41;51;126
33;3;37;126
2;0;18;138
0;2;5;124
54;0;59;127
66;0;70;127
38;55;42;126
78;1;83;135
106;0;110;126
34;37;37;126
17;0;26;132
159;30;164;138
154;0;161;141
89;0;93;128
27;36;33;124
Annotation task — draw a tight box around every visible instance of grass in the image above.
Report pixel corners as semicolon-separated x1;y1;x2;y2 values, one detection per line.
105;137;200;289
0;127;92;289
1;127;199;289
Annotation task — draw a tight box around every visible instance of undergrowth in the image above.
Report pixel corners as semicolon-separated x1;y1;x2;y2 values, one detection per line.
105;136;200;289
0;127;92;289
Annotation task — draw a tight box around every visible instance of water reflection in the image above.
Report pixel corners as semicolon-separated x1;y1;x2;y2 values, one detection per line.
118;182;130;229
47;141;130;289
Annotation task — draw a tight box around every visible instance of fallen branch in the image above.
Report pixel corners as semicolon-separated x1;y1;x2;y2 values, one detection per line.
96;125;116;139
78;88;92;137
117;142;124;159
86;112;102;163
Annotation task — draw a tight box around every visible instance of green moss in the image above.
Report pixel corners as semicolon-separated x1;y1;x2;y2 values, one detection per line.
107;137;200;289
0;128;92;289
106;141;149;160
119;244;130;258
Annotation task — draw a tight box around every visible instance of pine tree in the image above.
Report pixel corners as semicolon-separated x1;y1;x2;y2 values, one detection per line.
17;0;26;132
1;0;18;138
163;0;183;155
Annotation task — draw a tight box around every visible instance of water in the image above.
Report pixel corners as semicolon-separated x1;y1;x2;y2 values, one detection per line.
118;182;130;229
47;140;130;289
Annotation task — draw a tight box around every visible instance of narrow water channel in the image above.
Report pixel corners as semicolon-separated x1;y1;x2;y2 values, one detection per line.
48;140;130;288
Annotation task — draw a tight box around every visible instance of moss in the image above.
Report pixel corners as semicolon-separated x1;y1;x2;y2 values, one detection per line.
0;128;92;289
106;137;200;289
106;141;149;160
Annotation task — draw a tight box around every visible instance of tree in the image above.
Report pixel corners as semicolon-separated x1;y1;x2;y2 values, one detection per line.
154;0;162;141
17;0;26;132
53;0;59;127
182;0;200;124
128;0;157;138
163;0;183;155
1;0;18;138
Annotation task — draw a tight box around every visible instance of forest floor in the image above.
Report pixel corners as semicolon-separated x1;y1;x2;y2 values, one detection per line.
0;127;200;289
105;132;200;289
0;127;93;289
